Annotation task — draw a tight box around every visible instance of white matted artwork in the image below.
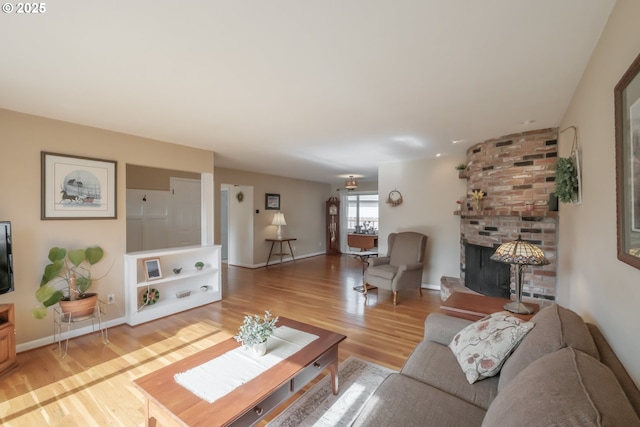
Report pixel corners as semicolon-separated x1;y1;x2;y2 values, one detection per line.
41;152;117;219
631;97;640;231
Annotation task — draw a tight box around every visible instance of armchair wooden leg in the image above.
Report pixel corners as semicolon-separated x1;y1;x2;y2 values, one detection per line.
419;287;423;297
363;283;368;295
393;291;398;305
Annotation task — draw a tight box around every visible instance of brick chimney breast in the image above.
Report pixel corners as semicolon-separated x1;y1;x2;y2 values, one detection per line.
460;128;558;305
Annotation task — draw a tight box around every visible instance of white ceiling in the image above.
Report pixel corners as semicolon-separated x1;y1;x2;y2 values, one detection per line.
0;1;615;185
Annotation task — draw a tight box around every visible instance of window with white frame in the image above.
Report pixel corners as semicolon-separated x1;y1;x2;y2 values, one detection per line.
347;193;379;233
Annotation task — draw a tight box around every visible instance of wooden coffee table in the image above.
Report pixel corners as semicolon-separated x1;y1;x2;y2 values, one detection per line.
440;292;539;321
133;317;346;427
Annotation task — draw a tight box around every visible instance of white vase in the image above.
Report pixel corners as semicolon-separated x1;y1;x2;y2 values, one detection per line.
252;341;267;356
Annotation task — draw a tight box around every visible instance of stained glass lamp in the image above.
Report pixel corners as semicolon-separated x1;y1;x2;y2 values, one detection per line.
490;235;549;314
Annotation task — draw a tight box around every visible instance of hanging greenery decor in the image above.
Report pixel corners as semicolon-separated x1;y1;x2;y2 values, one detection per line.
555;126;582;204
555;156;579;203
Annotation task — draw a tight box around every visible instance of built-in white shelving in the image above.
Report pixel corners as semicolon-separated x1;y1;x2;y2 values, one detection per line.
124;245;221;326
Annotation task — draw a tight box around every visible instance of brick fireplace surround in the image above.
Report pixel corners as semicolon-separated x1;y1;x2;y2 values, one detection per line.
444;128;559;307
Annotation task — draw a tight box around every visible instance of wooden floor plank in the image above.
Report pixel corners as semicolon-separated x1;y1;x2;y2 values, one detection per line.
0;254;443;426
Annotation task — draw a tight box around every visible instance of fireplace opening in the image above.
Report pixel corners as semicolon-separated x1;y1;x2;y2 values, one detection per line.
464;244;510;299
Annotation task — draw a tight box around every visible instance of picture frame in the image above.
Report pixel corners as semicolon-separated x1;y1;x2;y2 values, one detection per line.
615;51;640;270
265;193;280;210
41;152;117;220
143;258;162;281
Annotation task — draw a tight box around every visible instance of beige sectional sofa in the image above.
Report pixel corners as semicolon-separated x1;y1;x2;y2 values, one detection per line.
353;305;640;426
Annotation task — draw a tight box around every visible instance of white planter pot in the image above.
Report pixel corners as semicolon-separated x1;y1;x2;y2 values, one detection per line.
251;342;267;356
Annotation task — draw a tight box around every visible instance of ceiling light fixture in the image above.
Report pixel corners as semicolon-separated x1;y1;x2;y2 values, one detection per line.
345;176;359;190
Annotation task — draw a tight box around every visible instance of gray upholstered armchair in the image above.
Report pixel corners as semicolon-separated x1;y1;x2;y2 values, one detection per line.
364;232;428;305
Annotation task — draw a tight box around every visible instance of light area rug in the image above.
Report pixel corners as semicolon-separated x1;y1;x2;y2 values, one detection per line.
267;356;396;427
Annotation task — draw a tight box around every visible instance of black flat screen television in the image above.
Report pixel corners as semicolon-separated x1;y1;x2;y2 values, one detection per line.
0;221;14;295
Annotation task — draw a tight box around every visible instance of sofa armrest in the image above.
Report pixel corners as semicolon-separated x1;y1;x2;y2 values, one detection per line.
368;256;390;267
587;323;640;418
423;313;473;345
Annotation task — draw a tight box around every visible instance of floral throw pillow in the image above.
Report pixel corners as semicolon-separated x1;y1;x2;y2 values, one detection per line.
449;311;535;384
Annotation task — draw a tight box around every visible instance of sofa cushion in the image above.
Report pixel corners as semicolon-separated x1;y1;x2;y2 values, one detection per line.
482;348;640;426
449;311;534;384
401;340;498;409
352;373;486;427
498;304;599;391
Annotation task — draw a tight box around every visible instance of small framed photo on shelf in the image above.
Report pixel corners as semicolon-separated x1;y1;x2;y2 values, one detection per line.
143;258;162;281
265;193;280;210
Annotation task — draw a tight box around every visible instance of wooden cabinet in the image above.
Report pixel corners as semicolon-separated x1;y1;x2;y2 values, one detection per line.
0;304;17;377
124;245;221;326
326;198;340;255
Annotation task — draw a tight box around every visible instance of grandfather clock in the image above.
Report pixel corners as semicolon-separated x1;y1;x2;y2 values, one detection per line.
326;197;341;255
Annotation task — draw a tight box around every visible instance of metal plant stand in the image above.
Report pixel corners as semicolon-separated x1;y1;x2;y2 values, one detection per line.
53;299;109;357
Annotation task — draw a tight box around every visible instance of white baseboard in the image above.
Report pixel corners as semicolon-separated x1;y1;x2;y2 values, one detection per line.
17;316;127;353
242;251;326;269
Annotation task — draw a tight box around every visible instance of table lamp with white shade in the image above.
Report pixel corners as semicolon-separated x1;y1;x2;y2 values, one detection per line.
272;212;287;239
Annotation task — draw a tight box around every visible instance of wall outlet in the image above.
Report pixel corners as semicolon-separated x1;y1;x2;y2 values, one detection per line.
107;294;115;304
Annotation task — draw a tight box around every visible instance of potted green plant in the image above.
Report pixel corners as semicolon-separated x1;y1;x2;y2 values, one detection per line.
234;310;279;356
455;163;467;171
33;246;105;319
195;261;205;270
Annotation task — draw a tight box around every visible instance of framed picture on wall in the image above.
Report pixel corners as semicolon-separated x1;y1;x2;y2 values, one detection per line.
143;258;162;281
615;51;640;270
265;193;280;210
41;152;117;219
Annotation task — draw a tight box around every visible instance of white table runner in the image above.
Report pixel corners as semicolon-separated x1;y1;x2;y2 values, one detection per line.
174;326;319;403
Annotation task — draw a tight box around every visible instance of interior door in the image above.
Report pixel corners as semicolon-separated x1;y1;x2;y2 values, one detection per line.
169;177;201;247
227;185;253;267
220;187;229;260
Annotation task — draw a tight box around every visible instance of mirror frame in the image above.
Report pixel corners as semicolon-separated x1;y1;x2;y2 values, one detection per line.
615;51;640;270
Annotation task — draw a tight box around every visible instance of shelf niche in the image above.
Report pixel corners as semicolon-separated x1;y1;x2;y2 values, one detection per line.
124;245;221;326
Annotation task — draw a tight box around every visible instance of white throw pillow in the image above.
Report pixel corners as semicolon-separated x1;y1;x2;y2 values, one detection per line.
449;311;534;384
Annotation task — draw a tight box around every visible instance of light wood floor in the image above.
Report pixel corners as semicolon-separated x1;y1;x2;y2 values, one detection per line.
0;254;443;426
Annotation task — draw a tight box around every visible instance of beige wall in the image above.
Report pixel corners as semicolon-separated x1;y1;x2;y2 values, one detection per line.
378;156;467;287
126;164;200;190
214;167;334;265
0;109;214;346
558;0;640;384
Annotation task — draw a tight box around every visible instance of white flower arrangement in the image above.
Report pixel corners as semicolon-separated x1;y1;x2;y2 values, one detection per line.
469;190;485;210
469;189;485;201
234;310;279;347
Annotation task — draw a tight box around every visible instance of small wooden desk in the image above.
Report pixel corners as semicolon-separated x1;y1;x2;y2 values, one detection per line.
440;292;539;321
347;233;378;251
265;238;297;267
